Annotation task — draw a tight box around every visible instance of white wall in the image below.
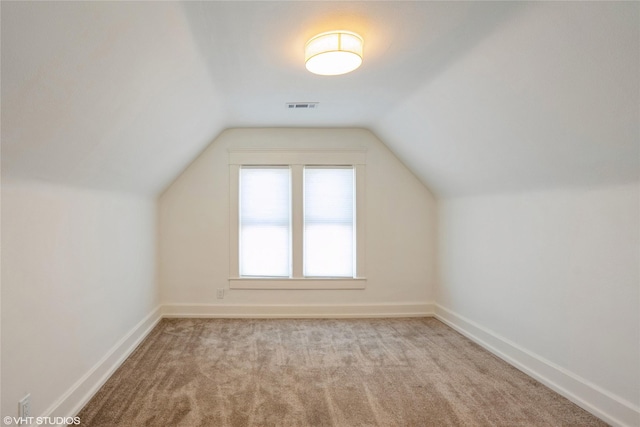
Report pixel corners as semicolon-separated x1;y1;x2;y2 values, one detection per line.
1;181;158;419
159;128;437;313
437;183;639;425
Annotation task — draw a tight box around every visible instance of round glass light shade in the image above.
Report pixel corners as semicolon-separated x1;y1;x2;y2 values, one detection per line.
305;31;363;76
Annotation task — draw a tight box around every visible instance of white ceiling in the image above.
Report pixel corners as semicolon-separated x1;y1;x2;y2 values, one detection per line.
2;1;638;196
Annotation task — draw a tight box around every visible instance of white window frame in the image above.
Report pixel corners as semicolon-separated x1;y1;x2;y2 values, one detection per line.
229;149;366;290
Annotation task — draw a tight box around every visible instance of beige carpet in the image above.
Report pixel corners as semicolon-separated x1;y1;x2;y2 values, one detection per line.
77;318;607;426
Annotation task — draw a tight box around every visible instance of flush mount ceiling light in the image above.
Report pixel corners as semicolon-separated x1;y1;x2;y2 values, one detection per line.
305;31;363;76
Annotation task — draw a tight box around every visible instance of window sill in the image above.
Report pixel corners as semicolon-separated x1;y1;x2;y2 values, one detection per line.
228;277;367;290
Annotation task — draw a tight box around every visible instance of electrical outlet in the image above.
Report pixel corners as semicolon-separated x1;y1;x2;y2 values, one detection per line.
216;288;224;299
19;394;31;418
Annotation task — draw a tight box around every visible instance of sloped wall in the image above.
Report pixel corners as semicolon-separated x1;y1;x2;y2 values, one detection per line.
158;128;437;314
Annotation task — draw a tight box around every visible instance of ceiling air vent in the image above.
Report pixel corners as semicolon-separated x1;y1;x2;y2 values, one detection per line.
286;102;319;109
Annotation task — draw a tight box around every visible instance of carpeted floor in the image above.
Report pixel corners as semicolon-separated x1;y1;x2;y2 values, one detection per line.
77;318;608;426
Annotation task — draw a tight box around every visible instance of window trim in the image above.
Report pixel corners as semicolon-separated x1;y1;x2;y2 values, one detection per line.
229;149;366;290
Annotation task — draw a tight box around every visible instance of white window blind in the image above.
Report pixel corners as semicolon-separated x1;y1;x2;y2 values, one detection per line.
304;167;355;277
239;167;291;277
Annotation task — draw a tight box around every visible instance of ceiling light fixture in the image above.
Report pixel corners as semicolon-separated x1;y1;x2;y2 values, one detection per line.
305;31;363;76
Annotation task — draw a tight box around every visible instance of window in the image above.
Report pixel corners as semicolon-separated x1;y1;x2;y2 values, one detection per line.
304;167;354;277
239;167;291;277
229;150;366;289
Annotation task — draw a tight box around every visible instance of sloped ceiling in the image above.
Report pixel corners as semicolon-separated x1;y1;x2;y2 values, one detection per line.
2;1;638;196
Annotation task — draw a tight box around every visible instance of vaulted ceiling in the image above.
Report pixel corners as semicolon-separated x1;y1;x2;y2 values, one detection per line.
2;1;638;196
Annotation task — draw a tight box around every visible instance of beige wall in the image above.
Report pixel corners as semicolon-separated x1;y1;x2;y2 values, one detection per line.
437;183;639;424
159;128;437;310
1;181;158;418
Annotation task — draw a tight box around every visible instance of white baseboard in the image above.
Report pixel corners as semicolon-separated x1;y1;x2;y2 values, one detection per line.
434;304;640;427
162;302;434;318
40;306;163;426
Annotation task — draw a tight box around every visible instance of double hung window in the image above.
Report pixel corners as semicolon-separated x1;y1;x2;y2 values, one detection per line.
239;167;291;277
229;150;366;289
303;167;355;277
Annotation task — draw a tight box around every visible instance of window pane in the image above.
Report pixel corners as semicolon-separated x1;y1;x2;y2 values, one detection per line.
304;167;354;277
240;167;290;277
240;225;290;277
